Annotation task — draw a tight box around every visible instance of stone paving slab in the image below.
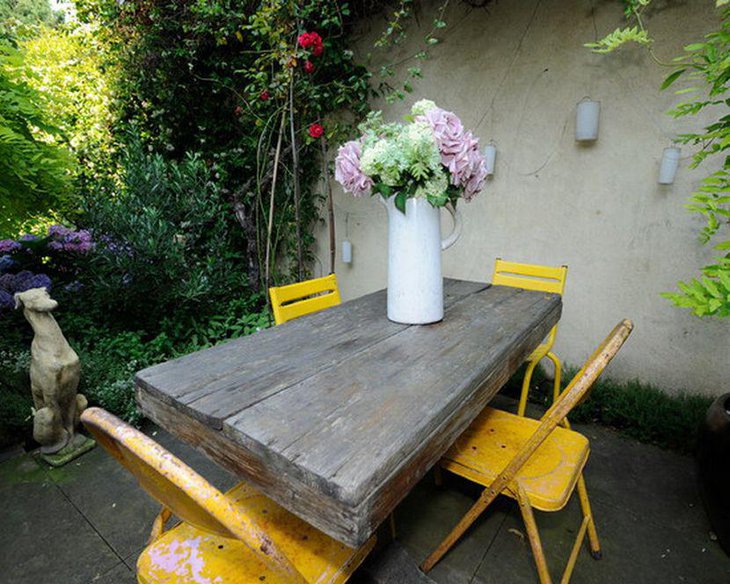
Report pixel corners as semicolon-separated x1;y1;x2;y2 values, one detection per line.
1;406;729;584
0;456;120;584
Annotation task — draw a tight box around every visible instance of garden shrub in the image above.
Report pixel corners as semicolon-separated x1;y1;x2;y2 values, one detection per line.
0;39;72;236
81;141;250;331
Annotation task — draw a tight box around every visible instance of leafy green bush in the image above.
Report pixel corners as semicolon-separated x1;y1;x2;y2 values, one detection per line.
0;346;32;448
0;40;72;236
81;141;250;331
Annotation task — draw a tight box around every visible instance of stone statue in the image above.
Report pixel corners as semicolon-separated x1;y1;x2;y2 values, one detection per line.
15;287;88;457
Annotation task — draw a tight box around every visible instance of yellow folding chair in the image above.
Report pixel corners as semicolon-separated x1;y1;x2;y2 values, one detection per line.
269;274;341;325
81;407;375;584
492;259;568;417
421;320;633;584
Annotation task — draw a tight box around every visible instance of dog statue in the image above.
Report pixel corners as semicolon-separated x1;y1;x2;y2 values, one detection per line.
15;287;87;454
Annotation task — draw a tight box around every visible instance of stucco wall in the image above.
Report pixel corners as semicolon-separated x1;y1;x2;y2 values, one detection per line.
314;0;729;396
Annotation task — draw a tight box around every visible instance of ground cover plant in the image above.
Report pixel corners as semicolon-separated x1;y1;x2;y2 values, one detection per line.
502;365;713;456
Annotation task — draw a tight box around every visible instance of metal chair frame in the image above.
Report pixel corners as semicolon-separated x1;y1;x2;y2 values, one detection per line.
421;320;634;584
492;259;568;417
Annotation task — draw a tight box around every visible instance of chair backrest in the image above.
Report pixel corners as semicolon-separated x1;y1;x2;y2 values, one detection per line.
81;407;304;581
269;273;341;325
492;259;568;296
492;259;568;348
479;320;633;504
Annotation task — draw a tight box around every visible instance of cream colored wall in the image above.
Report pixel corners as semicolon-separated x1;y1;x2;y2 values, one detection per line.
314;0;729;396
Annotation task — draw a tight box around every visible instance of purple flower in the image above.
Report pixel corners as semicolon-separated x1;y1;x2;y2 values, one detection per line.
28;273;52;291
19;234;38;241
10;271;33;292
0;255;15;273
47;225;94;253
0;290;13;311
463;151;488;201
0;240;21;254
0;270;52;293
335;140;373;197
0;273;14;292
416;106;488;200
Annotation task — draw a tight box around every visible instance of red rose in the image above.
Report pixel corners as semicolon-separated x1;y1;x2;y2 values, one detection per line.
298;31;321;48
298;31;324;57
234;105;243;116
308;123;324;139
303;60;315;74
259;90;270;101
297;32;312;48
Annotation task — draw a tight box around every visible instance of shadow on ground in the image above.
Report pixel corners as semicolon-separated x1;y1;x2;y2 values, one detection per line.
1;396;728;584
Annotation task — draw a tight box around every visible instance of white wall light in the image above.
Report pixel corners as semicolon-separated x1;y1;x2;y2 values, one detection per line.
341;239;352;264
484;142;497;176
575;98;600;142
658;146;681;185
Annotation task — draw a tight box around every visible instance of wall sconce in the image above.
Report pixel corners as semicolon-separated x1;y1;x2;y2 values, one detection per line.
658;146;681;185
575;98;600;142
484;142;497;176
341;239;352;264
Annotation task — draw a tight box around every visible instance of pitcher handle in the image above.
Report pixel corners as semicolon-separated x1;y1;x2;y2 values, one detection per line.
441;203;462;250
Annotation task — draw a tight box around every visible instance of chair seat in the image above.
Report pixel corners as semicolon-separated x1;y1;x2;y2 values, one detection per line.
137;481;375;584
441;407;589;511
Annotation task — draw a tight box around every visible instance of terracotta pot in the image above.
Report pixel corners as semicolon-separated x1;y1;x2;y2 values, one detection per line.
697;393;730;556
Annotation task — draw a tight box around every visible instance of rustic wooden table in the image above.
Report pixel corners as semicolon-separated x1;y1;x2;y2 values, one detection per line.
136;279;561;547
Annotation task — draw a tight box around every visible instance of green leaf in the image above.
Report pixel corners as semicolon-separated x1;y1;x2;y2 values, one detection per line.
661;69;686;90
394;191;407;214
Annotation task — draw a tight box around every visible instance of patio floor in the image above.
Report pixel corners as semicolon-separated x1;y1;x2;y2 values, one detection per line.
1;396;729;584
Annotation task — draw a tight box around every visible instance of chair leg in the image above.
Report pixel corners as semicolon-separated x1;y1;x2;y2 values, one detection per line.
546;352;570;430
420;482;502;573
547;352;562;404
576;474;601;559
434;465;443;487
148;506;172;544
515;483;553;584
518;359;540;417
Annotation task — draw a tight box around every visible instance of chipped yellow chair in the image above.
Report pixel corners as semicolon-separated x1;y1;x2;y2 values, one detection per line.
269;274;341;325
81;407;375;583
422;320;633;584
492;259;568;417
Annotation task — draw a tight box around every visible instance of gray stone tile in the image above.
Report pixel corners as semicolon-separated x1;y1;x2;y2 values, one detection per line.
45;443;160;561
396;473;509;584
576;422;706;531
0;455;120;584
92;561;136;584
357;541;437;584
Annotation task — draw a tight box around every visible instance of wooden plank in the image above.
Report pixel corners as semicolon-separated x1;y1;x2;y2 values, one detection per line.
136;389;363;545
225;287;560;507
136;279;487;429
136;280;561;547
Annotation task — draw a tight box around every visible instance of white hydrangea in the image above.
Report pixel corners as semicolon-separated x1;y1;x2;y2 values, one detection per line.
415;166;449;200
411;99;437;117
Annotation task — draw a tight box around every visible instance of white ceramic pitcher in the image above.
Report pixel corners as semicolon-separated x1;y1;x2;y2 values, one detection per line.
380;196;462;324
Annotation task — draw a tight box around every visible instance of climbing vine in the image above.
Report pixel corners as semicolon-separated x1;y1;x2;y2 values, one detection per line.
589;1;730;318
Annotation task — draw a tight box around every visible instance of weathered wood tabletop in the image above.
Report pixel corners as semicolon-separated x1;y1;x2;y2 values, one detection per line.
136;279;561;547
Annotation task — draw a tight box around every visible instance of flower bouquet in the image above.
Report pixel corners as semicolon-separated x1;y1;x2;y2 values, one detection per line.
335;99;488;213
334;100;488;325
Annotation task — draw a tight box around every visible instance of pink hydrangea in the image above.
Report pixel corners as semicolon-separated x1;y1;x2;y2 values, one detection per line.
464;151;487;201
417;107;487;199
335;140;373;197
